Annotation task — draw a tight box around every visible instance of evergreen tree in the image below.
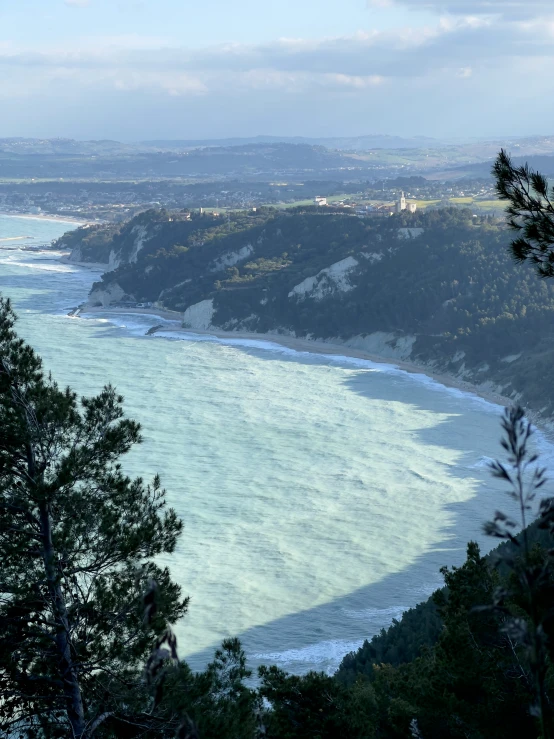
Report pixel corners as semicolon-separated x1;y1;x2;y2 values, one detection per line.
150;637;261;738
493;148;554;277
0;297;187;738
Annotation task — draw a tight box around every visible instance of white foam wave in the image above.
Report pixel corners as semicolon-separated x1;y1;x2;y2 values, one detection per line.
342;605;409;622
252;638;364;672
79;311;180;334
156;331;301;356
6;260;79;273
146;329;503;415
75;314;554;487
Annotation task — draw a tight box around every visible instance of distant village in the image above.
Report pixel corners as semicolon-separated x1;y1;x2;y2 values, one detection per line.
0;177;499;222
313;191;418;216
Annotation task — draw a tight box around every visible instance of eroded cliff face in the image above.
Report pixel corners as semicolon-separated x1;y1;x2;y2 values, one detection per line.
88;282;130;307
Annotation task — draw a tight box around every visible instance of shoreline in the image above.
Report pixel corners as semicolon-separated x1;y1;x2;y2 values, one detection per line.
83;306;514;415
84;305;185;321
0;211;90;225
59;253;109;271
173;328;514;412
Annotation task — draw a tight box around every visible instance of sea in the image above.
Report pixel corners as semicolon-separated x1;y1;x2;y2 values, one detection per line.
0;214;551;676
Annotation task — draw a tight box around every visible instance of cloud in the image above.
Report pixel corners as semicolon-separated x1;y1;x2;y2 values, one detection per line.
1;9;554;138
1;15;550;83
65;0;91;6
113;71;208;96
367;0;552;18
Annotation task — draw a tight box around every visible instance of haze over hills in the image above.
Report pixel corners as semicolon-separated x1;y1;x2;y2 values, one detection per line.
3;135;554;183
141;135;442;151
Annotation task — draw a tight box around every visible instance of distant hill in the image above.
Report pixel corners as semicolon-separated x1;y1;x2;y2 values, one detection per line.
4;135;554;181
57;206;554;426
0;138;136;156
450;152;554;178
0;140;377;181
141;135;442;151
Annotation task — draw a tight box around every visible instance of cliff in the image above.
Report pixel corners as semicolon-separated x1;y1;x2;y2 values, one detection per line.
56;206;554;425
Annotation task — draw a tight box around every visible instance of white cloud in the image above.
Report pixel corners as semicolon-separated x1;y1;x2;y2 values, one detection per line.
1;14;550;84
367;0;552;17
1;8;554;138
113;71;208;96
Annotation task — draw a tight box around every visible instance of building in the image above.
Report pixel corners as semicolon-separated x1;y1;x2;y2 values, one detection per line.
314;196;327;207
395;192;417;214
356;205;375;217
395;192;406;213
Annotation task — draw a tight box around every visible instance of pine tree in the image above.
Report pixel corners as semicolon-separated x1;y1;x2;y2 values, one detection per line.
0;297;188;737
493;148;554;277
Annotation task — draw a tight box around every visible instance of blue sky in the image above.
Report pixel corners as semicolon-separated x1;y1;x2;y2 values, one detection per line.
2;1;437;47
0;0;553;140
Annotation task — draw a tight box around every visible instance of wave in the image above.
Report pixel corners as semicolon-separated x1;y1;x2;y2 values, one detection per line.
154;330;301;357
342;604;410;622
75;306;554;482
252;638;365;674
79;311;181;336
4;260;80;274
148;329;504;414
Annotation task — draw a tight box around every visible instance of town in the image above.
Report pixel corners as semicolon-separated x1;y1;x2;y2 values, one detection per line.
0;176;500;222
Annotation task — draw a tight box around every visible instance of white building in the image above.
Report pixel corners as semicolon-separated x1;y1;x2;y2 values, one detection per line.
314;196;328;207
395;192;407;213
395;192;417;214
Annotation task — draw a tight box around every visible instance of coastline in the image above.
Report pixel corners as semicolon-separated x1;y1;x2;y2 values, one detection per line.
59;253;109;271
83;306;514;415
0;211;90;225
174;329;514;411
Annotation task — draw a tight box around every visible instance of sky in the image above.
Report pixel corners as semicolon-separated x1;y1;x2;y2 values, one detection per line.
0;0;553;141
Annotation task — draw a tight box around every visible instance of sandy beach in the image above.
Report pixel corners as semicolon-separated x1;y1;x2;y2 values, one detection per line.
0;211;90;226
83;305;514;414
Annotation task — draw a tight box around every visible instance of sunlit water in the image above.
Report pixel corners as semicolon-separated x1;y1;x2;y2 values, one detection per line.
0;214;551;676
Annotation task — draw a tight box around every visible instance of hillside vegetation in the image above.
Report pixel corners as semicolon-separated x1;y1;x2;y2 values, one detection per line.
56;206;554;423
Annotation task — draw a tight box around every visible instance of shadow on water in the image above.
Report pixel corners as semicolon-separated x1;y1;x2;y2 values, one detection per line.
182;495;484;676
182;355;509;675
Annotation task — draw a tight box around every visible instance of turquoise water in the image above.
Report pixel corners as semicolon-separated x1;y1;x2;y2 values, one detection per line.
0;215;548;675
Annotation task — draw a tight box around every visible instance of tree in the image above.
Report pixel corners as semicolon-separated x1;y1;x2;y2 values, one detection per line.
0;297;187;738
493;148;554;277
259;665;378;739
150;637;260;739
484;406;554;739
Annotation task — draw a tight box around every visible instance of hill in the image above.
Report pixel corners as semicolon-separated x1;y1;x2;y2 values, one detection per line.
56;206;554;426
0;140;375;181
141;134;441;151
